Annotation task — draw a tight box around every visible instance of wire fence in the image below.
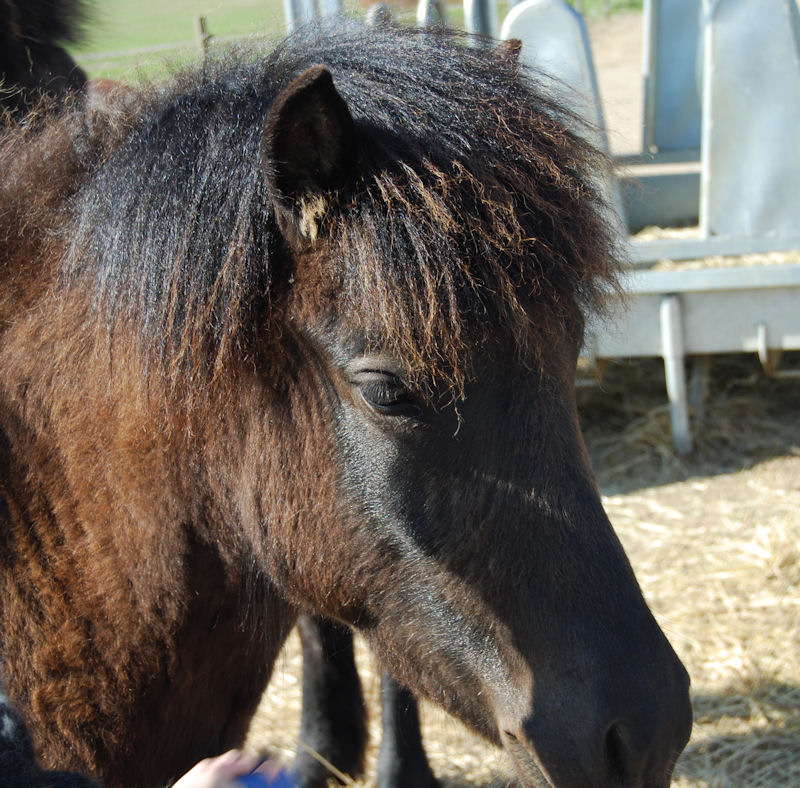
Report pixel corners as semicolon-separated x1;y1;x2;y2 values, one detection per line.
73;19;280;78
72;0;629;79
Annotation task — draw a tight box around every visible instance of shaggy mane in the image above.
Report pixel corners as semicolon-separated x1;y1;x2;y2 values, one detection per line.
62;22;621;388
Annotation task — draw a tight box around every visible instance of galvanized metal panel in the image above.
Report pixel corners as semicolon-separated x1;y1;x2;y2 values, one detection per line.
464;0;498;36
587;264;800;358
587;293;664;357
700;0;800;239
620;262;800;293
619;165;700;231
501;0;626;230
642;0;703;153
676;289;800;354
630;233;800;263
502;0;604;131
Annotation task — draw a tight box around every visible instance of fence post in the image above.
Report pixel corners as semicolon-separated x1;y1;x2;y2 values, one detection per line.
195;16;211;58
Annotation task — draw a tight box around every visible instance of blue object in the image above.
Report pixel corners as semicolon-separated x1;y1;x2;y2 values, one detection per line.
236;768;294;788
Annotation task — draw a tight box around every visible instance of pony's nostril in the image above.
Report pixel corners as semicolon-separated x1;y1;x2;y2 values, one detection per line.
605;721;633;782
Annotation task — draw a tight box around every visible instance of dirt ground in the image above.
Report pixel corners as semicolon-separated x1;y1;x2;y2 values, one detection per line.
587;10;644;155
246;11;800;786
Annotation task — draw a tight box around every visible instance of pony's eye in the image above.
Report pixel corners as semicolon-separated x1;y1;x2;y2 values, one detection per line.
353;372;422;417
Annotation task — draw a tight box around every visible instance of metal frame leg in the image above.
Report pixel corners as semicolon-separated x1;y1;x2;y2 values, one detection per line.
660;294;693;454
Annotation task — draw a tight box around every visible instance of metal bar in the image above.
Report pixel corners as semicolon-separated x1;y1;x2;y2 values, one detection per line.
619;262;800;294
283;0;301;31
660;295;693;455
756;323;800;378
699;0;716;236
464;0;496;36
642;0;657;153
283;0;321;31
417;0;449;27
630;234;800;264
757;321;774;374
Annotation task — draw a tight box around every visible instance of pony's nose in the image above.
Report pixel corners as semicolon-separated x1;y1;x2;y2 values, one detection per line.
502;678;693;787
601;715;685;786
606;661;693;786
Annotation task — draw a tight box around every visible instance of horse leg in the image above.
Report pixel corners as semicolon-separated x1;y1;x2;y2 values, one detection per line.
292;615;367;787
377;675;439;788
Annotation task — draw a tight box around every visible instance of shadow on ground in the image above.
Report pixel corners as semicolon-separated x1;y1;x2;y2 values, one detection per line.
674;680;800;787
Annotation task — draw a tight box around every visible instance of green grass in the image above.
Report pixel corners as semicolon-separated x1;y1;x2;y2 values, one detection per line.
75;0;285;51
70;0;288;79
68;0;643;81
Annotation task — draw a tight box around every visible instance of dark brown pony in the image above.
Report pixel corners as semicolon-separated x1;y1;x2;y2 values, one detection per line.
0;21;691;788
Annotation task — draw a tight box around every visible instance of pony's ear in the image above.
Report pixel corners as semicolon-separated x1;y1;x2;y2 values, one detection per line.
262;65;357;247
498;38;522;65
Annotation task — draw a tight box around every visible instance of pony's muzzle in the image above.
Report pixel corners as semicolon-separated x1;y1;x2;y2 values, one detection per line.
499;682;693;788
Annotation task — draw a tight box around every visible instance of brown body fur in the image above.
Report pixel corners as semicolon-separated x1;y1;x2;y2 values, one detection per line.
0;270;280;784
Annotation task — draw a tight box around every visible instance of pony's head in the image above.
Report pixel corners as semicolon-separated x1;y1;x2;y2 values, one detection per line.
66;23;690;786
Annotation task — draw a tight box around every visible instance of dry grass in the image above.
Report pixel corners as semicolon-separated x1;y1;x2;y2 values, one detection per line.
604;455;800;787
579;354;800;489
246;353;800;786
581;353;800;787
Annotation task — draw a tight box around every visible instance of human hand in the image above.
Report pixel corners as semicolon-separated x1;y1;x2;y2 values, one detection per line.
172;750;289;788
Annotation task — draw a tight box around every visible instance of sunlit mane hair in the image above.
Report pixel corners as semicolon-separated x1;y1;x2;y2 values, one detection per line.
64;21;621;389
